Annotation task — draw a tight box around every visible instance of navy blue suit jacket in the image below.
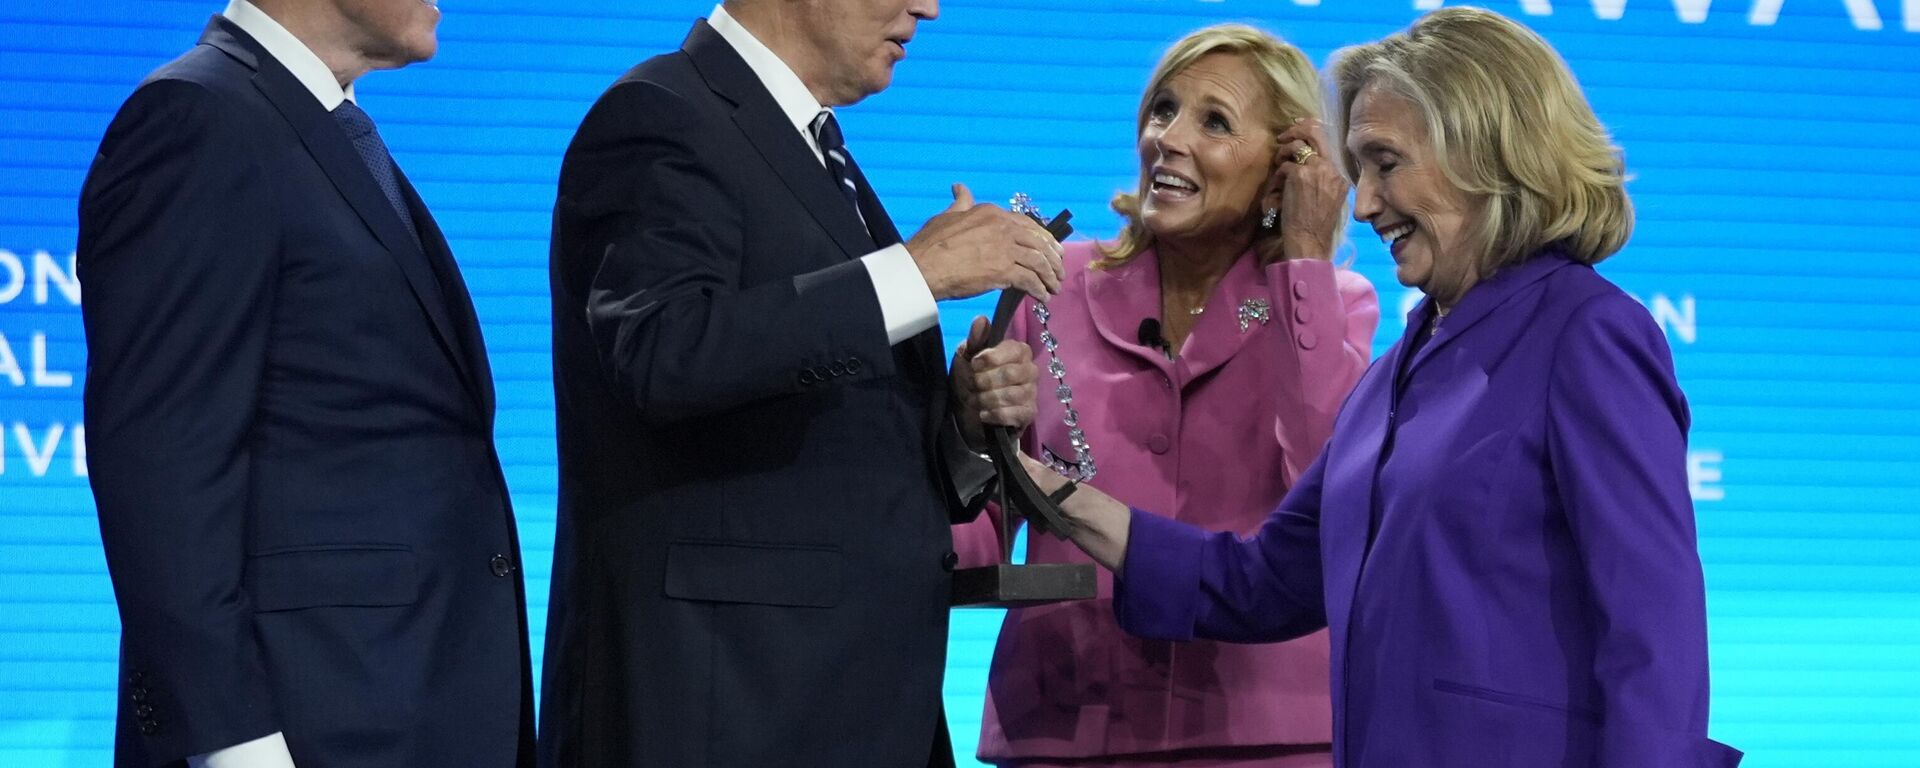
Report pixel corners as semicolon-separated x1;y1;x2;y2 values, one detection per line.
78;18;533;768
540;20;976;768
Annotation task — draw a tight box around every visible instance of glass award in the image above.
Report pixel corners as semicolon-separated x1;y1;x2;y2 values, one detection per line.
952;195;1099;608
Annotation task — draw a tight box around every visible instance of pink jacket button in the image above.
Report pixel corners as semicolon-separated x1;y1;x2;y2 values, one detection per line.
1147;434;1171;454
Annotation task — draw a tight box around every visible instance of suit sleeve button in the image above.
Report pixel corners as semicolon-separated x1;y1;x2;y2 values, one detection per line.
941;551;959;571
130;688;148;703
798;369;817;385
829;361;847;376
846;356;863;374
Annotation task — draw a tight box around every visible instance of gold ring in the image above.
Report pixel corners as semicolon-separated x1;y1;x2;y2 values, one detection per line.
1292;145;1317;164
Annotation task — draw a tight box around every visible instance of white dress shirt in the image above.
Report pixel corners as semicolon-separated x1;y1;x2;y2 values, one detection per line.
185;3;351;767
708;5;939;345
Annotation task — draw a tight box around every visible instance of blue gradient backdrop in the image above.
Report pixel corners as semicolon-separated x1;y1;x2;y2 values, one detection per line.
2;1;1918;765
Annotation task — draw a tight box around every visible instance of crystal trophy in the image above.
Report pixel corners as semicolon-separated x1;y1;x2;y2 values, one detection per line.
951;195;1099;608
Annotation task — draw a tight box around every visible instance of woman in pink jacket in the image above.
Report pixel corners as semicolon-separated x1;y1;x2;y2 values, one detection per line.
952;24;1380;768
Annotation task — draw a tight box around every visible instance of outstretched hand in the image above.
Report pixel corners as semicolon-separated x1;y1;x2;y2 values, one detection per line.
908;184;1065;300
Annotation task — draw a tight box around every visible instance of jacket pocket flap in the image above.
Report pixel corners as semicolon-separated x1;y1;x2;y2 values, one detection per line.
249;545;418;612
663;540;843;608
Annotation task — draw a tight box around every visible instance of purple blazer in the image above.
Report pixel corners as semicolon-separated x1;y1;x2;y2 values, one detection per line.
1116;251;1743;767
956;241;1378;762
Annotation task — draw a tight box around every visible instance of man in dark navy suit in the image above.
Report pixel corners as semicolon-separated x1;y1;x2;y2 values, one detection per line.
78;1;533;766
539;1;1060;765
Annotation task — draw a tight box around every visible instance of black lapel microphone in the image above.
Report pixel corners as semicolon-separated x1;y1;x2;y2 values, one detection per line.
1137;318;1172;359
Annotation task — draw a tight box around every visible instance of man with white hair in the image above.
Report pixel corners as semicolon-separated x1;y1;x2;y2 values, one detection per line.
540;0;1061;765
78;1;534;766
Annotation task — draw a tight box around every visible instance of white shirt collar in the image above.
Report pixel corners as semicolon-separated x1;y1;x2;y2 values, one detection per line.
708;4;827;138
222;0;356;109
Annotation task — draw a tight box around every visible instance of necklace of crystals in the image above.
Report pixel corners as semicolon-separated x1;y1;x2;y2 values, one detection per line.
1011;193;1096;482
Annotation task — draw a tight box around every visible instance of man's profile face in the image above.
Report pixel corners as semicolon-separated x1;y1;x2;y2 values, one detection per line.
797;0;937;106
335;0;442;69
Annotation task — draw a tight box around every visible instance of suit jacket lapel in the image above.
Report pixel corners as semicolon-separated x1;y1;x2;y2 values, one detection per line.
1173;250;1264;385
1084;251;1177;375
1403;250;1575;376
682;21;875;260
396;170;494;418
849;161;947;386
202;18;478;410
680;19;946;410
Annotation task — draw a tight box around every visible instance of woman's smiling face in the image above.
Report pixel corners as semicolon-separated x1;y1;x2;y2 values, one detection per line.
1136;52;1279;250
1346;81;1480;300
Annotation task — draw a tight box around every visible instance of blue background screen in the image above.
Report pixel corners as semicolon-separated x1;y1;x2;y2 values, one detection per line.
2;1;1917;764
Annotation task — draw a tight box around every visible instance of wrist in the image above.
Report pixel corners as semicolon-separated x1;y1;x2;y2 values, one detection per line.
1280;233;1334;262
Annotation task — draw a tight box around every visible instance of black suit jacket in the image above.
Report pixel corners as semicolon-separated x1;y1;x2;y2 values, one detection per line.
541;20;979;768
77;18;534;768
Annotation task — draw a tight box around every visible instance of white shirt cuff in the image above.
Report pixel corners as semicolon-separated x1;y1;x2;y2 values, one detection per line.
860;243;938;345
190;731;296;768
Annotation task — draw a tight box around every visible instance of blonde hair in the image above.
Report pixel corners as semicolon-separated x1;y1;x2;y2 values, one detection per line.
1329;6;1632;270
1095;24;1323;269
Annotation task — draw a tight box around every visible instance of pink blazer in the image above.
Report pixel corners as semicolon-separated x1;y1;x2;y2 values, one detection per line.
955;240;1380;762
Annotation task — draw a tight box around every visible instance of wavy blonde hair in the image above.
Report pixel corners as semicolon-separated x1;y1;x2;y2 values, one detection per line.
1095;24;1323;269
1329;6;1632;270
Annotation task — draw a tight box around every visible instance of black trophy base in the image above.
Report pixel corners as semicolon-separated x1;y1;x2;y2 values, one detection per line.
951;563;1097;608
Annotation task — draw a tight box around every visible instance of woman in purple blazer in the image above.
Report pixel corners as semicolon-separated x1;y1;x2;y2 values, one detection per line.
1003;9;1742;767
951;24;1379;768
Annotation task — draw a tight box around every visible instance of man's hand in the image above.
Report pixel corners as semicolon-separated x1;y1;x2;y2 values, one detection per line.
950;315;1038;449
908;184;1064;300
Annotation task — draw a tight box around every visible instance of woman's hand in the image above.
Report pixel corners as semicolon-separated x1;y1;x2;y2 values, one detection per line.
1270;117;1350;263
1014;452;1134;574
950;315;1038;449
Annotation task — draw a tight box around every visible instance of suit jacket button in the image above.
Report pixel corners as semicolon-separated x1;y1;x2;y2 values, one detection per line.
941;551;959;572
1147;434;1171;455
1295;305;1313;324
1297;331;1318;350
489;554;515;577
846;356;863;374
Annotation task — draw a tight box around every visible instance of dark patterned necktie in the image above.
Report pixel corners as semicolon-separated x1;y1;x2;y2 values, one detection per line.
808;110;864;215
331;99;421;247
